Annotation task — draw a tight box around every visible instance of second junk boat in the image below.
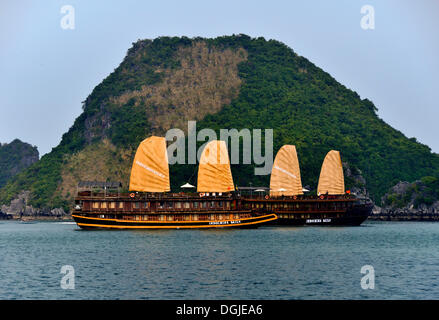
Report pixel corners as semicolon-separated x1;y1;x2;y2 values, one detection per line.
242;146;373;226
72;136;277;229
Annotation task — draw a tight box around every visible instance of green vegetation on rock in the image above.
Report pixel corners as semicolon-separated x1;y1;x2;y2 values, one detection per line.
383;176;439;209
0;139;39;188
1;34;438;211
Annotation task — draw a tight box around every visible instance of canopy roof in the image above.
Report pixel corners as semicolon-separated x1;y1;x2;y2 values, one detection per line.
129;136;170;192
181;183;195;188
269;145;303;196
197;140;234;193
317;150;345;195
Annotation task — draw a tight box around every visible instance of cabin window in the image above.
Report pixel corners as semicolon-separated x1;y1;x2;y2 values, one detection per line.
158;202;164;209
225;202;230;209
92;202;100;209
209;214;215;220
234;213;240;219
144;202;149;209
167;215;173;221
184;202;190;209
193;202;199;208
101;202;107;209
175;202;182;209
118;202;124;209
210;201;215;208
134;202;140;209
203;202;208;208
193;214;198;221
109;202;116;209
167;202;173;209
218;214;223;220
184;215;190;221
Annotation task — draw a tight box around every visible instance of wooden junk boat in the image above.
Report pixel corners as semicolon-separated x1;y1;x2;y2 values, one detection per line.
72;137;277;229
239;146;373;226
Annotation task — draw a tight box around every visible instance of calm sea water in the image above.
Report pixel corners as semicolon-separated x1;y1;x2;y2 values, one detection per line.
1;220;439;300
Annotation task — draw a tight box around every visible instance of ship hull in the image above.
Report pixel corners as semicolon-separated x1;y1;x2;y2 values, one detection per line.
271;204;372;226
274;214;368;226
72;213;277;230
242;196;373;227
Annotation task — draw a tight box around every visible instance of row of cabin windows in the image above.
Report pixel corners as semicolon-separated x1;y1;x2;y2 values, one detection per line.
246;202;349;210
91;201;232;210
98;214;243;221
92;202;124;209
278;213;343;219
156;201;231;209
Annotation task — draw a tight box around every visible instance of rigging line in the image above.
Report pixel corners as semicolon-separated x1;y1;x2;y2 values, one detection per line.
187;164;198;185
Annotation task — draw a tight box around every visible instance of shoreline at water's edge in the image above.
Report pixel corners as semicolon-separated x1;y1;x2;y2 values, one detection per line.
368;214;439;221
0;215;73;222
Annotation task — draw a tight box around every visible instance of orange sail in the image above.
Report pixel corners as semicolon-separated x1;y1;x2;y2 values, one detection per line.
270;145;303;196
129;136;170;192
317;150;345;195
197;140;235;193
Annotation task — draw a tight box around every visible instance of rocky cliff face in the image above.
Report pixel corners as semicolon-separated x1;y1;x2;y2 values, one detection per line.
373;177;439;215
0;191;67;218
0;139;39;187
343;162;368;198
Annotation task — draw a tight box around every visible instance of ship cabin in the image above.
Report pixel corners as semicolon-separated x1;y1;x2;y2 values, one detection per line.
74;181;249;223
242;193;359;220
235;146;372;223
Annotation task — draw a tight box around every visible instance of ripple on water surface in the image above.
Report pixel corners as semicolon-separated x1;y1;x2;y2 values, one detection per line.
1;220;439;299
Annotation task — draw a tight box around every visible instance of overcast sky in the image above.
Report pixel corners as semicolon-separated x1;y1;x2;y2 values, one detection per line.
1;0;438;156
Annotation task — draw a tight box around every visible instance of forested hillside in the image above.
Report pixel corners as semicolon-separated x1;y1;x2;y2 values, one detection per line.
0;139;39;188
1;35;438;210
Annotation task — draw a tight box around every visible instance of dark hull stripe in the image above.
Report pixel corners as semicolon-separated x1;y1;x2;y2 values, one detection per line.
271;205;372;226
72;214;277;229
274;216;369;226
